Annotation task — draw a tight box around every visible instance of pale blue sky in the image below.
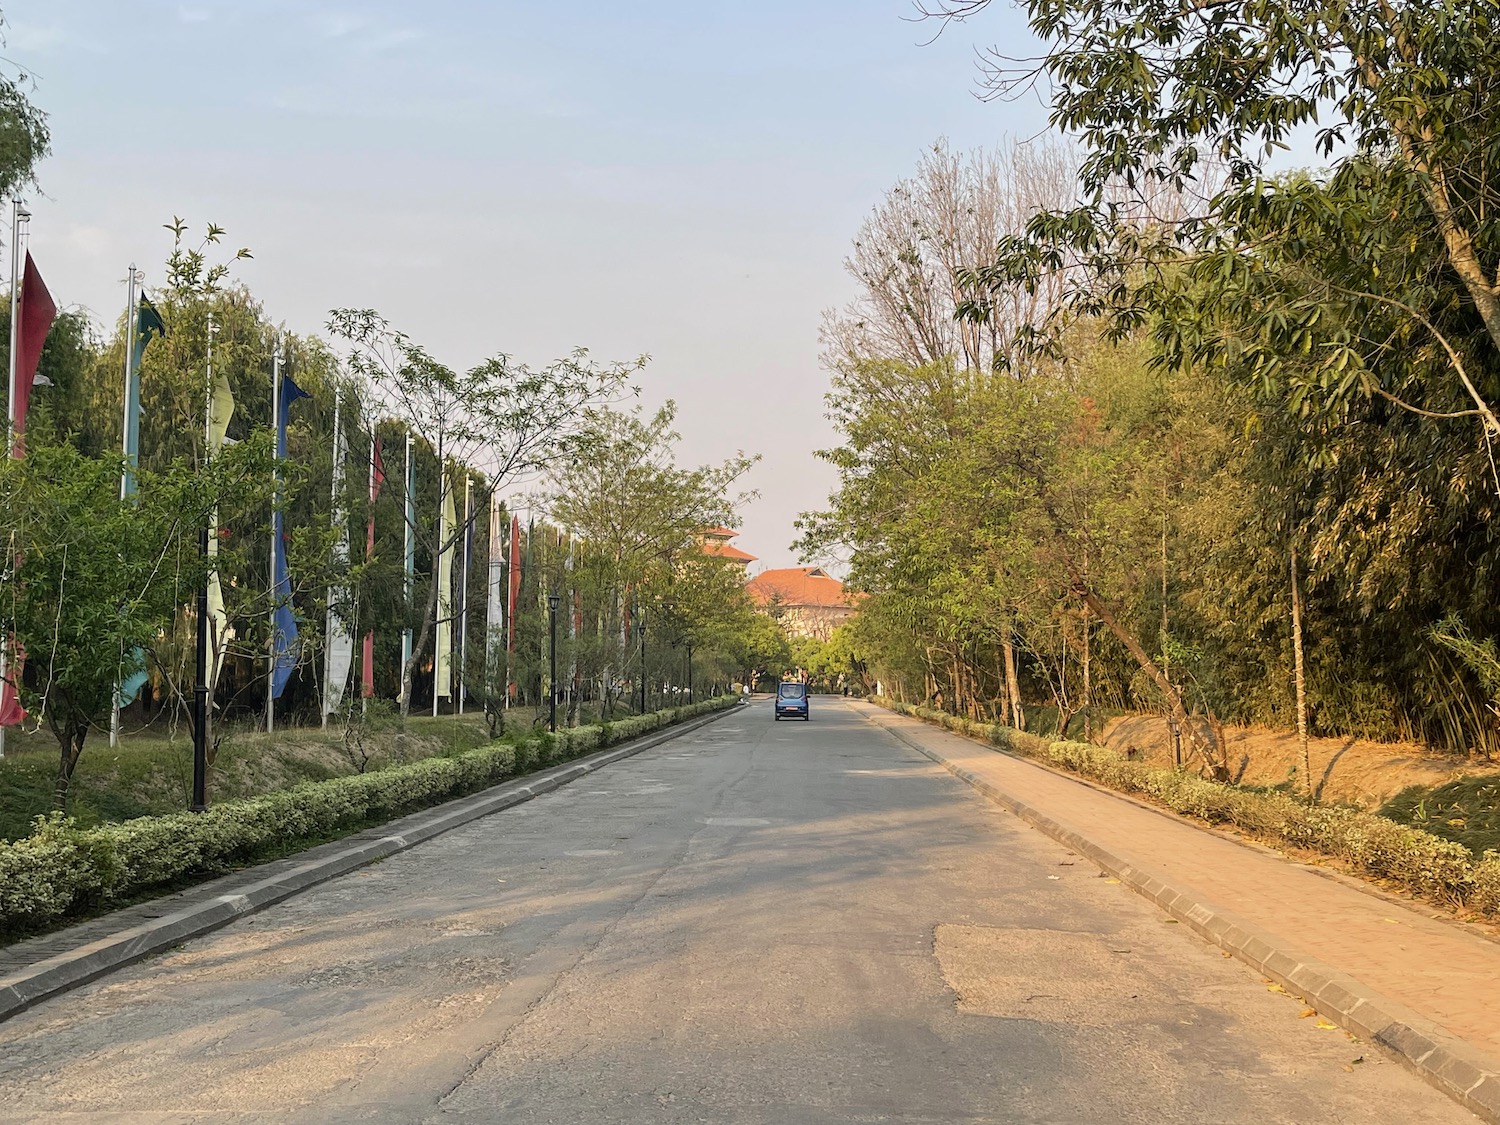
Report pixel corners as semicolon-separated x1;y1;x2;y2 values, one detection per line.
12;0;1046;569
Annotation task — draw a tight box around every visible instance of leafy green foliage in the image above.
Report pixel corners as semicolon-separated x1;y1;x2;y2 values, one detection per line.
0;438;274;806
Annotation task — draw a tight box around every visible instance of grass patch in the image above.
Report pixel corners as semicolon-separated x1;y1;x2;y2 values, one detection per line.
0;697;740;942
1;712;506;841
1381;775;1500;856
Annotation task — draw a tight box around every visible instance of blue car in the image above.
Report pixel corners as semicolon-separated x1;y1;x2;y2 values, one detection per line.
774;682;810;720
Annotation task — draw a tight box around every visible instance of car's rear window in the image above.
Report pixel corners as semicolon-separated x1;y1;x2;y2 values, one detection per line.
777;683;806;698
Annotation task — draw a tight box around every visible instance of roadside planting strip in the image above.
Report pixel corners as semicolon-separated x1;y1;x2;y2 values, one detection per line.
0;705;739;1023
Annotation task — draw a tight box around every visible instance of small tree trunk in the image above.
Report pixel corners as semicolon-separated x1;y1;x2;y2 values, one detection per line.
1003;636;1025;730
1082;603;1093;741
53;724;86;811
1290;544;1312;798
399;575;439;720
1073;580;1229;780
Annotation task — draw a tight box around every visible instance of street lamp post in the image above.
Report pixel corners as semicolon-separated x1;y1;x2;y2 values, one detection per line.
686;642;693;704
547;592;560;733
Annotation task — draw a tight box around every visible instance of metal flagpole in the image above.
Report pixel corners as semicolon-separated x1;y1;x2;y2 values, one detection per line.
458;476;470;715
323;395;340;727
0;200;28;761
194;313;219;812
267;339;280;733
432;432;445;719
110;265;141;749
401;433;413;707
363;414;376;714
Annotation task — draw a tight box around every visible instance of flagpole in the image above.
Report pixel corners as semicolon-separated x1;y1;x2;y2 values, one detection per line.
433;436;445;720
267;339;280;733
0;201;26;760
363;417;376;713
109;266;141;750
193;312;219;812
323;395;341;728
459;475;470;715
401;433;414;708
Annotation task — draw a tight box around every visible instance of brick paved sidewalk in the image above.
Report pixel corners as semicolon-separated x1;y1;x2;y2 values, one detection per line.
856;702;1500;1062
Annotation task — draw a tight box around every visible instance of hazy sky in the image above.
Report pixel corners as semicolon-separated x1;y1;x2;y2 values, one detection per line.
12;0;1045;571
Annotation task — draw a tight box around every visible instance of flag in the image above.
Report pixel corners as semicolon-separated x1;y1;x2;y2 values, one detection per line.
11;252;56;457
323;403;355;717
507;511;521;656
361;434;384;698
118;650;151;709
271;373;309;699
204;348;237;688
121;296;165;499
459;480;473;704
0;641;26;727
435;472;456;698
117;297;166;706
486;493;503;677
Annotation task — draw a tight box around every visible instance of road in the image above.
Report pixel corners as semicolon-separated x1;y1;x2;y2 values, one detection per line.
0;699;1474;1124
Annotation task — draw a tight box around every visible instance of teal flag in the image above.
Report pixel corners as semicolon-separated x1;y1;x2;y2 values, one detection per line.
119;297;167;705
119;651;150;708
122;297;166;499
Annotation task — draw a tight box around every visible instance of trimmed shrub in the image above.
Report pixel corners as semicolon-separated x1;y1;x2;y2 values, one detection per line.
0;695;739;940
872;697;1500;920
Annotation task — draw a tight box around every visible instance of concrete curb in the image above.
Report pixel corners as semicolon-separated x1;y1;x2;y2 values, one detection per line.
864;709;1500;1124
0;704;741;1024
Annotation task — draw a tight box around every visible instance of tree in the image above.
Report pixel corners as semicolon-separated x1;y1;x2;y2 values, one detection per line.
541;401;758;714
821;137;1078;376
0;439;272;808
0;11;50;201
925;1;1500;437
328;310;641;717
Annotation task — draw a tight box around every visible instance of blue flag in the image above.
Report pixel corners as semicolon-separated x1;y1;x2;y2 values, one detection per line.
271;373;310;699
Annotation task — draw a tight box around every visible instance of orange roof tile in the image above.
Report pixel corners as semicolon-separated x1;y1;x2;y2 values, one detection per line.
745;566;854;609
704;541;758;563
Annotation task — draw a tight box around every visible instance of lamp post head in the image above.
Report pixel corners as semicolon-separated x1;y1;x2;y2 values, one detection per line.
547;593;561;614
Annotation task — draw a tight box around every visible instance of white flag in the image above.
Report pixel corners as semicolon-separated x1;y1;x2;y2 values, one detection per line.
323;402;355;716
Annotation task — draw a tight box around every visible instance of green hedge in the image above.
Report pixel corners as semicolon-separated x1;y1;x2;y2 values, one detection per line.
874;698;1500;920
0;696;738;940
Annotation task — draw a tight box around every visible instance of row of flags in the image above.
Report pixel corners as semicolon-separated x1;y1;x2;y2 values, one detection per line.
1;239;562;737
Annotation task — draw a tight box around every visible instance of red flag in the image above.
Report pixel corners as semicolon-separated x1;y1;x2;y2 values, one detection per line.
0;640;27;727
11;252;57;457
362;437;385;698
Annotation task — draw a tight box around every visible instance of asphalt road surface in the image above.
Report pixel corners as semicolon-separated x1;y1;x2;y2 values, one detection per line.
0;699;1475;1124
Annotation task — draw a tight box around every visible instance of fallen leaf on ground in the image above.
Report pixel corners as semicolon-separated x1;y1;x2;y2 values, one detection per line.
1316;1019;1339;1030
1299;1007;1317;1018
1267;983;1289;994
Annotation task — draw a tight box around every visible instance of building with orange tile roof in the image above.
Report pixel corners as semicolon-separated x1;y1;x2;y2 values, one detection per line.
699;527;758;568
745;565;856;640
